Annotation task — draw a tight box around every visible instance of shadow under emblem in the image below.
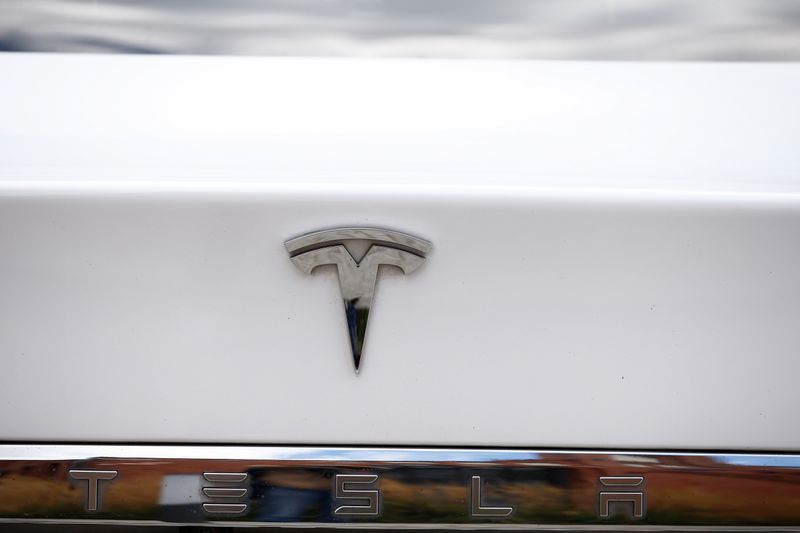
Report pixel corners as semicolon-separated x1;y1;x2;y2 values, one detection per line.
285;227;432;373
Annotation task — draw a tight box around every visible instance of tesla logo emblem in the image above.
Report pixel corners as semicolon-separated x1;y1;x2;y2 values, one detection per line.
286;227;431;373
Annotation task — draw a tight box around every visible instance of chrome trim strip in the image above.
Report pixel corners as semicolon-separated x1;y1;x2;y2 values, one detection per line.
1;445;800;528
2;521;800;531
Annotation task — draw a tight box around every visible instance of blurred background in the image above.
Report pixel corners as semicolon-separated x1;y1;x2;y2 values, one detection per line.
0;0;798;60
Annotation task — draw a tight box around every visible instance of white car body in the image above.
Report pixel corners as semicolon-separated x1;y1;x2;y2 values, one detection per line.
1;53;799;451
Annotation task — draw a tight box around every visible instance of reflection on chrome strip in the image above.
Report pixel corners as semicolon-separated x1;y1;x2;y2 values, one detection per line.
0;446;800;528
1;0;800;60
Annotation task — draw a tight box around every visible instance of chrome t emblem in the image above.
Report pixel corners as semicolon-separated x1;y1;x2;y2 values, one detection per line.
286;227;431;373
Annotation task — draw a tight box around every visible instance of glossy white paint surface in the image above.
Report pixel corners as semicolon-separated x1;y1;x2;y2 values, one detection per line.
0;55;799;449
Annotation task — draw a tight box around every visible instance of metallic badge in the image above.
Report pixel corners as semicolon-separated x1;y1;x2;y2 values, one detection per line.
202;472;250;515
333;474;380;516
68;469;118;512
286;227;431;373
598;476;646;519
